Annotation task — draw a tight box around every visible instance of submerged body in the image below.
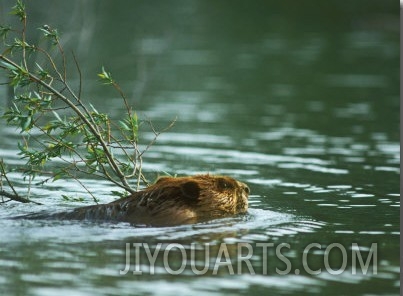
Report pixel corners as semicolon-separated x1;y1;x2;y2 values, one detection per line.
43;175;250;226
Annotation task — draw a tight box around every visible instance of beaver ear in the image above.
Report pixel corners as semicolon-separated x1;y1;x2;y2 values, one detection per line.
180;181;200;200
217;177;234;190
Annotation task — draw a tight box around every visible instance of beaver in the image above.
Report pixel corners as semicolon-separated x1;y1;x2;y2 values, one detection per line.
42;175;250;227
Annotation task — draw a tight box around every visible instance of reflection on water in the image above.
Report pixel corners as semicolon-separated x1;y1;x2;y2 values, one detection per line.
0;0;399;295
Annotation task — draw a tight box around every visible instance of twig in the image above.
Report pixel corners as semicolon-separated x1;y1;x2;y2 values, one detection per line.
0;160;42;204
0;189;41;204
64;171;99;204
0;160;19;197
72;51;82;100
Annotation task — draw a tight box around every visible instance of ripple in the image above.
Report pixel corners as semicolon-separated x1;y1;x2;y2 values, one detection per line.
147;132;233;146
277;163;348;174
351;194;375;198
374;166;400;173
327;185;352;189
248;179;282;185
0;208;322;244
359;231;386;235
334;230;355;234
280;182;311;188
263;220;326;237
151;146;346;176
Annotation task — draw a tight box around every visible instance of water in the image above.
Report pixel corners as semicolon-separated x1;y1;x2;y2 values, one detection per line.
0;1;399;295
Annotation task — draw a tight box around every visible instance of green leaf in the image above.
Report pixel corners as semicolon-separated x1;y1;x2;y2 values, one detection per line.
89;103;99;114
52;110;63;122
61;195;85;202
36;63;50;80
20;115;32;131
52;170;65;182
1;61;18;71
38;25;60;45
119;120;130;131
131;112;138;127
61;195;70;201
97;66;113;84
0;25;11;39
11;0;26;21
131;112;138;136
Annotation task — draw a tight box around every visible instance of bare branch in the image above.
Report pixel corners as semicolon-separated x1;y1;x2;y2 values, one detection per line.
0;160;42;205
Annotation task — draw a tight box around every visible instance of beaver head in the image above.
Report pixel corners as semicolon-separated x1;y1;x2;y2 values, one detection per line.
119;174;250;226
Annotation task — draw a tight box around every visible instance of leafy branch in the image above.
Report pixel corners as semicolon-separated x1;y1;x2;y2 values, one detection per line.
0;1;173;203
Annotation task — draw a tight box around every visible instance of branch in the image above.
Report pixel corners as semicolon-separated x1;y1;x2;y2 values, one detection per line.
0;54;134;193
0;189;41;204
0;159;42;204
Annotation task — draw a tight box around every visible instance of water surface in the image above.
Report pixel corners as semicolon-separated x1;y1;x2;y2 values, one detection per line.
0;1;399;295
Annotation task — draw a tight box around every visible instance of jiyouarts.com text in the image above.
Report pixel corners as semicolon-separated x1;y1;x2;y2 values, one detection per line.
119;242;377;276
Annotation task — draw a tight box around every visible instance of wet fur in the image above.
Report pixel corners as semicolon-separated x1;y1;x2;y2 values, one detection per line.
50;175;250;226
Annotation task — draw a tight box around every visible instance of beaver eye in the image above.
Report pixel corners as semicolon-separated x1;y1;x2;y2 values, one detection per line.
217;178;233;190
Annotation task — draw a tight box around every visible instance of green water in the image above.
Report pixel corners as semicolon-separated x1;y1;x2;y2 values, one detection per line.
0;1;399;295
